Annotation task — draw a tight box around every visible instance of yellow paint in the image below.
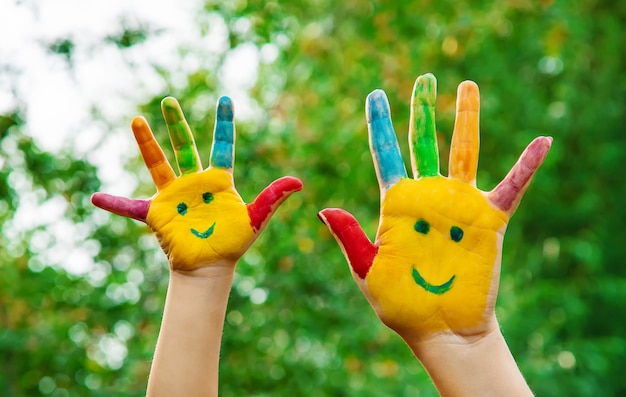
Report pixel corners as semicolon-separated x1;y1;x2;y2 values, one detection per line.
366;176;508;335
147;168;254;270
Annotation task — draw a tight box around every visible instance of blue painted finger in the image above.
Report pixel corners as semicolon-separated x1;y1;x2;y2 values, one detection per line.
210;96;235;170
366;89;407;191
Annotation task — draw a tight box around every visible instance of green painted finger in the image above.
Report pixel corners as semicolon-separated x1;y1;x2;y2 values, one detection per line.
409;73;440;178
161;97;202;175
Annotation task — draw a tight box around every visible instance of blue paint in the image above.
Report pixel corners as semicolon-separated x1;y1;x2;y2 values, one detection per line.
211;96;235;169
217;96;234;121
450;226;464;242
366;90;407;189
412;267;455;295
366;90;391;122
177;202;188;216
191;222;216;239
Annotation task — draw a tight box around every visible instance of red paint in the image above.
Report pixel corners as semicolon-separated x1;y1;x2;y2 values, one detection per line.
489;136;552;212
91;193;151;222
318;208;378;279
247;176;303;232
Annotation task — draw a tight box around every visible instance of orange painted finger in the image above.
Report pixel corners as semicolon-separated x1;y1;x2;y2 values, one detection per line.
131;116;176;189
449;81;480;185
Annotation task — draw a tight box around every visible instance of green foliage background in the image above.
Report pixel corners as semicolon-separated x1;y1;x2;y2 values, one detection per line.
1;0;625;395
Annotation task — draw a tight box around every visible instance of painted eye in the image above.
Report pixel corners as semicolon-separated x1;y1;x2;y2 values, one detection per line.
450;226;464;242
177;202;188;216
414;219;430;235
202;192;214;204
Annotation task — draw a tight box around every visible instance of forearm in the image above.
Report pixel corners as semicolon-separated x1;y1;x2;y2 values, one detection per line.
146;264;235;397
406;326;532;397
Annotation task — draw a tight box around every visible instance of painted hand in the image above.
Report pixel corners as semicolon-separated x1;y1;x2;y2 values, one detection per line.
319;74;551;340
92;97;302;271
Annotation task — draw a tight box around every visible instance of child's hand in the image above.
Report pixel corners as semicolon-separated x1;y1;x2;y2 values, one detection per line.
92;96;302;272
319;74;551;341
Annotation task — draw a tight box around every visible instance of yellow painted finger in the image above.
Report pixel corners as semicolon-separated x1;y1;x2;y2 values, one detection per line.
449;81;480;185
132;116;176;190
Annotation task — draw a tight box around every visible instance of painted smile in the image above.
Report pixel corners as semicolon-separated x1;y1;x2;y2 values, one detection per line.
191;222;216;239
412;266;455;295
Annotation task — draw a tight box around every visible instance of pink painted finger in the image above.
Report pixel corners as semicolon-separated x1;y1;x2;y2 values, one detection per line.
488;136;553;216
318;208;378;279
247;176;303;232
91;193;151;222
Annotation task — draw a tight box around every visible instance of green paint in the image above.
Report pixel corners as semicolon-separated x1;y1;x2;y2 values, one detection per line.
177;202;188;216
450;226;464;242
161;97;201;175
410;74;439;177
191;222;216;239
414;219;430;234
412;267;455;295
202;192;214;203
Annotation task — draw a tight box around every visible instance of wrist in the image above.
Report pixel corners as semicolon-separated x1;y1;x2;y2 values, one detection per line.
403;321;532;397
170;258;237;279
147;259;236;397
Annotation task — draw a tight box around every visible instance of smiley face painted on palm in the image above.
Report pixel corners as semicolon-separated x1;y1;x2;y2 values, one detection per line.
366;177;507;335
177;192;216;239
147;168;254;271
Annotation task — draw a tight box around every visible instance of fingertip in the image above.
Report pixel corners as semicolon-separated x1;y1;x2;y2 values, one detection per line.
267;176;304;197
317;208;352;228
277;176;304;197
287;176;304;192
366;89;391;123
459;80;478;91
161;96;178;109
217;96;234;121
275;176;304;196
528;136;554;159
131;116;151;141
413;73;437;106
457;80;480;112
131;116;147;130
161;97;184;125
90;192;104;208
317;208;331;225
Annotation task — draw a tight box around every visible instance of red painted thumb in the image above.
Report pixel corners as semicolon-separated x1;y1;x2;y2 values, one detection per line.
318;208;377;279
91;193;151;223
247;176;303;233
